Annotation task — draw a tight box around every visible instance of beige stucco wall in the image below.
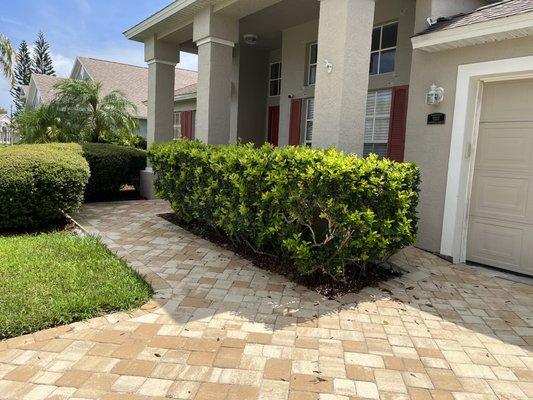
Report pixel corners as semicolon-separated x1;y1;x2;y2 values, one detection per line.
278;20;319;146
236;46;270;146
405;35;533;253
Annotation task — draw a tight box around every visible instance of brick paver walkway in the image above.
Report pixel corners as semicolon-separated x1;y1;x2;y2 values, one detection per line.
1;200;532;400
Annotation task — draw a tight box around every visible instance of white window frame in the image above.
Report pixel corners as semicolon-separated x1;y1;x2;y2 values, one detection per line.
173;111;181;139
304;98;314;146
364;89;392;157
307;42;318;86
269;62;282;97
370;21;398;76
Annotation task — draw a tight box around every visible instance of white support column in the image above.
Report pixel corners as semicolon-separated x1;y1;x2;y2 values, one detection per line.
140;35;179;199
193;6;238;144
312;0;375;155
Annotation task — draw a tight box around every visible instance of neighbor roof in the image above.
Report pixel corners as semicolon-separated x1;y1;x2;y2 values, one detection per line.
422;0;533;34
76;57;198;119
174;83;197;97
32;74;65;104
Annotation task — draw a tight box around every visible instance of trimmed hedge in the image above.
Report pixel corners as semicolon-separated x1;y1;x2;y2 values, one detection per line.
0;143;90;230
81;143;147;198
149;140;420;277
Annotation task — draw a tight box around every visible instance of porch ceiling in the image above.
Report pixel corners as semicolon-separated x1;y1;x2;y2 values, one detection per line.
239;0;320;50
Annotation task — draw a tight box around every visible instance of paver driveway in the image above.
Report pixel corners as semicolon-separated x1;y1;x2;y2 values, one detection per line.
0;200;532;400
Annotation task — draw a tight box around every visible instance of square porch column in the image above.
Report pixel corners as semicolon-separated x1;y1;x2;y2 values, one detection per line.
193;6;238;144
140;36;179;199
312;0;375;154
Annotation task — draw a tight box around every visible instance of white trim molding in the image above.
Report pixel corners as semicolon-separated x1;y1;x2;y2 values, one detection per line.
441;55;533;263
413;12;533;52
196;36;235;48
146;59;178;67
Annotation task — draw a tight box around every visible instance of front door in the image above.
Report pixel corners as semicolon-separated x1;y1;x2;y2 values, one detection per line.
467;78;533;276
267;106;280;146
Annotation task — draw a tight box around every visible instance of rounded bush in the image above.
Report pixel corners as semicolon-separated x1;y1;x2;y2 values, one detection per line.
81;143;147;199
0;143;90;230
149;140;420;277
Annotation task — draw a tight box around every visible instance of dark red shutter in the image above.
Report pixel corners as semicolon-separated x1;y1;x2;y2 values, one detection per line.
387;85;409;162
289;99;303;146
268;106;280;146
181;110;193;139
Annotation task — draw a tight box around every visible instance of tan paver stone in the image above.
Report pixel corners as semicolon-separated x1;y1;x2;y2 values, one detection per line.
110;359;155;377
54;370;92;388
1;201;531;400
194;382;230;399
263;358;291;381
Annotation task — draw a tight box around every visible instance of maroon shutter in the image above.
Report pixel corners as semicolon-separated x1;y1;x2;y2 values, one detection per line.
289;99;303;146
181;111;193;139
387;85;409;162
268;106;280;146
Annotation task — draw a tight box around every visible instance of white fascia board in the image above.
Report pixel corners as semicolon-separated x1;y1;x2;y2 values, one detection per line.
412;12;533;52
124;0;201;41
174;92;197;102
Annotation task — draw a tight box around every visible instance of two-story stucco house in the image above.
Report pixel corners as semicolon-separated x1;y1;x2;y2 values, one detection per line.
125;0;533;277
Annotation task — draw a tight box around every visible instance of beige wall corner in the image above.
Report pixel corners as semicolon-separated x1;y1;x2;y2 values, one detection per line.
312;0;375;154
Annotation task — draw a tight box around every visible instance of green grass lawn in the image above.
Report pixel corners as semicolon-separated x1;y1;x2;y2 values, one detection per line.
0;232;153;339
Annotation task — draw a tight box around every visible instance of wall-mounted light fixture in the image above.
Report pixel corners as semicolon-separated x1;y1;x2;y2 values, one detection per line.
426;83;444;105
324;59;333;74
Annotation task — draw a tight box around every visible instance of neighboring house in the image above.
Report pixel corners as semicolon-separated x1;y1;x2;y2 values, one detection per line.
25;57;198;138
126;0;533;277
25;74;65;109
0;113;11;144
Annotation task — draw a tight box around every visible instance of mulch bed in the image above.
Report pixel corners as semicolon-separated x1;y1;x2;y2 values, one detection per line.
159;213;402;298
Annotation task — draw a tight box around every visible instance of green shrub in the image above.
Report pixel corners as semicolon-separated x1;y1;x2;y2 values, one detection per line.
0;143;90;230
81;143;147;198
149;140;420;277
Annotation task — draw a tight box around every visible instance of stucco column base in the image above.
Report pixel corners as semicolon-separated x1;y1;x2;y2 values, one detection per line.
139;168;157;200
312;0;375;155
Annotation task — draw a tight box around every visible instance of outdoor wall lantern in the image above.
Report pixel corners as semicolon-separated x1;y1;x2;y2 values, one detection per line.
426;83;445;105
324;59;333;74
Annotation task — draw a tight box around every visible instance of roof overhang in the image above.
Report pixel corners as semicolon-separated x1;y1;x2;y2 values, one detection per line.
412;11;533;52
124;0;232;42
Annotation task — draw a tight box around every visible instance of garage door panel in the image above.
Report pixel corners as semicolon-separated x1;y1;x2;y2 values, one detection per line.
481;79;533;122
476;123;533;171
470;175;530;221
467;218;524;270
467;79;533;276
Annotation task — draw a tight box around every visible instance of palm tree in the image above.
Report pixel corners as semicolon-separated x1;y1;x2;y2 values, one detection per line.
53;79;138;143
0;33;15;86
14;102;80;143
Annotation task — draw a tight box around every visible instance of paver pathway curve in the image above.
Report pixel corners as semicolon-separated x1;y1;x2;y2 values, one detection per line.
0;200;532;400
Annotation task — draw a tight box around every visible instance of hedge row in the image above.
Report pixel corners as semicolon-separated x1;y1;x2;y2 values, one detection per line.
81;143;147;199
149;140;420;277
0;143;90;230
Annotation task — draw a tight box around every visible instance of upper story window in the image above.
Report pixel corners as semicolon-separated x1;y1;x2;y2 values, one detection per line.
269;62;282;97
307;42;318;85
370;22;398;75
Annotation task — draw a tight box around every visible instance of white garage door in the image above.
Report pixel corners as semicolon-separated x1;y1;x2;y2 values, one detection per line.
467;78;533;276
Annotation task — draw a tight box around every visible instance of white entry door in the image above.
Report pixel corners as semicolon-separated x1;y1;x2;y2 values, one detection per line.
467;78;533;276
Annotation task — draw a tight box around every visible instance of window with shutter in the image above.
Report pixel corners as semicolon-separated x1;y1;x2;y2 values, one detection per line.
364;89;392;157
304;98;314;146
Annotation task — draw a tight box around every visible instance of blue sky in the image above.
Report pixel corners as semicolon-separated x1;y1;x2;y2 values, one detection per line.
0;0;198;113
